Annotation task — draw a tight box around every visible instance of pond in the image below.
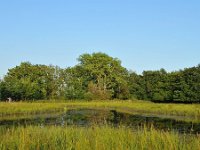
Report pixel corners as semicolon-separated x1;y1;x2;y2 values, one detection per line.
0;109;200;134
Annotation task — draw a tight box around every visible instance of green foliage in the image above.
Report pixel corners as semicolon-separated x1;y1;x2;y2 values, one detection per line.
85;82;112;100
77;52;130;99
0;52;200;102
1;62;63;101
133;67;200;103
128;72;147;100
62;67;86;100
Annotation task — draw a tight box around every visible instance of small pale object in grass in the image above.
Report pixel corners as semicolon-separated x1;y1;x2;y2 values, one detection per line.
8;97;12;103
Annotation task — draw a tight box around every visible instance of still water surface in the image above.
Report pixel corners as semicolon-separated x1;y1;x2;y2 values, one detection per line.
0;109;199;134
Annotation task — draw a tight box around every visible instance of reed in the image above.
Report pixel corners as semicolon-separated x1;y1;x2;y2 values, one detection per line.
0;100;200;122
0;125;199;150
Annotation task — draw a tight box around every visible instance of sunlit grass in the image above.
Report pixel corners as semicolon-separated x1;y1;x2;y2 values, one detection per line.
0;100;200;122
0;101;200;150
0;125;199;150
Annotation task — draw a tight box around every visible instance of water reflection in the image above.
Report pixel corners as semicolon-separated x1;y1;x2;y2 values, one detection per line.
0;109;199;134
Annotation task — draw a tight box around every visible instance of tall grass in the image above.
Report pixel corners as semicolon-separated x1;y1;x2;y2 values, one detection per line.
0;102;66;116
0;100;200;121
0;125;199;150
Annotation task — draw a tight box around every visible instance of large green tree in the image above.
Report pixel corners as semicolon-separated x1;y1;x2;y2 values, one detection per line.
77;52;129;99
1;62;63;101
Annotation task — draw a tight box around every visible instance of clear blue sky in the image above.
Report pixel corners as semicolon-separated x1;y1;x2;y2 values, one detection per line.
0;0;200;78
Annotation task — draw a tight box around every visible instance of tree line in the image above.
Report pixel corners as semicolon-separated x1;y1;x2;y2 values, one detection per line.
0;52;200;103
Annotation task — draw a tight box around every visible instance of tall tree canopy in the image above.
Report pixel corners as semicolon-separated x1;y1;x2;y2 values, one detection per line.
0;53;200;103
0;62;63;101
76;52;129;99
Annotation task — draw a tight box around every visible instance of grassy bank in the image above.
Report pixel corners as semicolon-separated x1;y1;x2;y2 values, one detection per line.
1;101;200;150
0;125;199;150
0;100;200;121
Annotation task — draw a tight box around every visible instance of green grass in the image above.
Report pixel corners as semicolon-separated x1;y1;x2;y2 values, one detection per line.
0;102;65;116
0;100;200;122
1;101;200;150
0;125;199;150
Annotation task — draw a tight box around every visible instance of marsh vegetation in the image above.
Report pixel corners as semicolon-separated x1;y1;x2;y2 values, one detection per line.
0;101;200;149
1;126;200;150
